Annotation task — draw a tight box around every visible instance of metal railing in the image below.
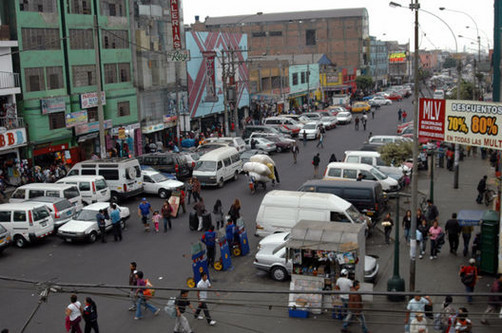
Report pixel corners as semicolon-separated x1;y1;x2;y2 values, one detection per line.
0;72;20;89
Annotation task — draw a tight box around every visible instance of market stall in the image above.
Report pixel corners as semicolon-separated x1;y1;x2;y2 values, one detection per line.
285;220;366;318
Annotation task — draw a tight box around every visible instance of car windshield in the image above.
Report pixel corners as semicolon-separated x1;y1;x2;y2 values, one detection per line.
151;173;168;182
345;205;367;224
76;209;99;222
195;161;217;171
339;112;350;117
370;167;388;180
303;124;317;129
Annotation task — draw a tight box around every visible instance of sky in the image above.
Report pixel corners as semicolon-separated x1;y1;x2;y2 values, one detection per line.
183;0;494;54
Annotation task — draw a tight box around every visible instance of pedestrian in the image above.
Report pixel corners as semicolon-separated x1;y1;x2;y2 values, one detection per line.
382;212;393;245
335;268;353;318
418;217;429;259
398;108;402;121
201;226;216;267
128;262;138;311
402;110;408;123
138;198;152;232
291;141;299;164
329;153;337;163
179;187;186;214
362;113;368;131
228;198;241;224
439;296;456;332
110;203;122;241
192;176;201;202
371;108;375;119
341;280;368;333
134;271;160;320
83;297;99;333
186;178;193;204
161;200;172;232
425;199;439;223
476;175;487;204
481;273;502;325
356;173;364;181
461;225;474;257
445;213;461;254
428;219;443;259
194;273;217;326
405;293;432;333
225;218;236;246
174;290;196;333
96;209;106;243
65;294;83;333
354;116;360;130
213;199;224;229
302;130;307;146
410;312;428;333
312;153;320;178
446;148;454;171
459;258;478;304
453;307;472;332
193;197;206;231
316;131;324;148
402;210;412;243
152;210;160;233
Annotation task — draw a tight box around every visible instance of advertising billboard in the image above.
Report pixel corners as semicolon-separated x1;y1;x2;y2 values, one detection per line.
389;52;407;63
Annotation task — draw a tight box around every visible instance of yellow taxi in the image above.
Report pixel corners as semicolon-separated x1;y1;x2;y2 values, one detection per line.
351;102;371;113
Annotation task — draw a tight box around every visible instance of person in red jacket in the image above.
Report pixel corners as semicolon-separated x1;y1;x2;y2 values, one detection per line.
459;258;478;304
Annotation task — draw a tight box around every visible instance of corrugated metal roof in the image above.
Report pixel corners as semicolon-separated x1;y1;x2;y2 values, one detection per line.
204;8;367;26
248;53;332;65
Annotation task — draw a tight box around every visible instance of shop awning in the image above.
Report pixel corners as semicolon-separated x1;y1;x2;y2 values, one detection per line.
286;220;364;252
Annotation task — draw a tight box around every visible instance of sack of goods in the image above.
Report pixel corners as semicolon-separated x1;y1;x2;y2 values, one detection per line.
243;154;277;183
382;221;392;227
164;297;177;318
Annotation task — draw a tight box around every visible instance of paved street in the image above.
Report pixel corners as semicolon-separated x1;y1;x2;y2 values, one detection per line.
0;97;498;332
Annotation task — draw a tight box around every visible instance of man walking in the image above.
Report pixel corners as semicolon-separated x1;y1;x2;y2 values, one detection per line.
201;226;216;267
128;262;138;311
110;204;122;241
194;197;206;231
481;273;502;325
398;108;402;121
362;113;368;131
425;200;439;224
404;293;432;333
194;273;217;326
174;290;196;333
96;209;106;243
461;225;474;257
341;280;368;333
192;176;202;202
291;142;299;164
335;269;353;317
302;130;307;146
312;153;320;178
316;132;324;148
354;116;360;130
459;258;478;304
445;213;461;254
134;271;160;320
138;198;153;232
402;110;408;123
476;175;487;204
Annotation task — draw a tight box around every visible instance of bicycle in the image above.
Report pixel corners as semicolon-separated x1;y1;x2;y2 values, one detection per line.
484;188;496;207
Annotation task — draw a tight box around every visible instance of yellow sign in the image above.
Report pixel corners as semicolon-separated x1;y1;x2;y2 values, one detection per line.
389;52;406;63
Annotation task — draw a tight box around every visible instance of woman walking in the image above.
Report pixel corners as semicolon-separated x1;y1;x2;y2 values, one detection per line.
65;294;83;333
382;212;393;245
228;199;241;224
161;200;172;231
402;210;412;243
83;297;99;333
428;219;443;260
213;199;224;229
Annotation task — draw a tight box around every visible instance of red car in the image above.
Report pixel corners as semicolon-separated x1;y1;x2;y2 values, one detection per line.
386;92;403;101
397;121;413;134
400;126;429;144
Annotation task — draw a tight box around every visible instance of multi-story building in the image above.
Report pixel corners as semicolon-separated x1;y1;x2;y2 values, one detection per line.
192;8;370;72
369;36;388;88
387;41;411;85
131;0;188;147
3;0;139;164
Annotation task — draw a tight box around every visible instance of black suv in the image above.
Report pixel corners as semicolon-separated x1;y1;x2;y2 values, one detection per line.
137;153;191;180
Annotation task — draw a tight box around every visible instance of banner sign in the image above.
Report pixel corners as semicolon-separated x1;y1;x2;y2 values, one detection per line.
419;98;502;149
202;51;217;102
80;92;106;109
41;97;66;114
389;52;407;63
75;119;112;136
169;0;182;49
65;110;88;128
0;128;27;151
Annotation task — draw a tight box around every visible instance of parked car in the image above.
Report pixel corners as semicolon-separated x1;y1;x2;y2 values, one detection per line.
242;125;286;139
263;117;302;136
136;152;191;180
369;96;392;106
385;92;403;101
244;137;277;153
57;202;130;243
301;112;323;121
351;102;371;113
299;122;321;140
26;197;77;230
205;137;246;152
240;149;269;165
249;133;293;153
336;111;353;125
326;105;348;116
368;135;411;145
142;170;184;199
0;224;11;254
397;121;414;134
254;232;379;282
320;116;338;130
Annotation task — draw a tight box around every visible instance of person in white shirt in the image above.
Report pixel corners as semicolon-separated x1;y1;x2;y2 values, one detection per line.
65;294;83;333
194;273;216;326
410;312;428;333
335;269;353;318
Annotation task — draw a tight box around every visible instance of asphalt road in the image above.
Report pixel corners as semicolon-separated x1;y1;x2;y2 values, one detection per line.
0;98;412;332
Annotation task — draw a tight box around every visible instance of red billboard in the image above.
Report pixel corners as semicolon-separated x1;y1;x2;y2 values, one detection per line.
170;0;182;49
418;98;446;141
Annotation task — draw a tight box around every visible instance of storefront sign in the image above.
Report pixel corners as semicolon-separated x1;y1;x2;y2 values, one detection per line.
80;92;106;109
33;143;68;157
41;97;66;114
75;119;112;136
65;111;88;128
167;49;190;62
118;127;126;140
169;0;182;49
202;51;217;102
0;128;27;150
389;52;407;63
163;115;178;123
419;98;502;149
110;123;140;136
141;122;165;134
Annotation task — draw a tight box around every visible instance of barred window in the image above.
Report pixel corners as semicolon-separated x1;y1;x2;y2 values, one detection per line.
72;65;96;87
20;0;57;13
104;64;117;84
46;66;64;90
21;28;61;50
69;29;94;49
306;29;316;46
69;0;91;14
101;30;128;49
252;32;266;38
87;108;98;122
269;31;282;37
101;0;126;17
49;112;66;130
118;63;130;82
24;67;45;92
118;101;130;117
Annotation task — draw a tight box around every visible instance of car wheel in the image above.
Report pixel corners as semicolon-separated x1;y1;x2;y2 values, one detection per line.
110;192;120;203
271;266;288;281
121;219;126;229
217;178;224;188
233;171;239;181
14;235;26;248
276;146;283;153
159;189;168;199
88;231;97;243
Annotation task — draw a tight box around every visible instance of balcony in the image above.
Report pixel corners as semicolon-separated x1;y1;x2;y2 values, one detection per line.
0;72;20;90
0;117;25;130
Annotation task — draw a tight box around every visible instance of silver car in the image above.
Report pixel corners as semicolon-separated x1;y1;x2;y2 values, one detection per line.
26;197;77;230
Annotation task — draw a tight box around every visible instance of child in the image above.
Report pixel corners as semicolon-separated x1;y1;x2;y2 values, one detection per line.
152;211;161;232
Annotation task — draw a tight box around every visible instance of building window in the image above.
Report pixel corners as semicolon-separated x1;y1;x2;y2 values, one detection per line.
73;65;96;87
24;67;45;92
306;29;316;46
292;73;298;86
104;64;117;84
46;66;64;90
117;101;130;117
69;29;94;49
101;30;128;49
252;32;266;38
269;31;282;37
87;108;98;122
69;0;91;14
118;63;130;82
101;0;125;17
21;28;61;50
48;112;66;130
301;72;306;84
20;0;56;12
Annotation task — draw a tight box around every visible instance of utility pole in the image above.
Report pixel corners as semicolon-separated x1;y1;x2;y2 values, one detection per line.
222;50;229;136
230;48;237;135
175;61;180;141
93;14;106;159
453;59;462;188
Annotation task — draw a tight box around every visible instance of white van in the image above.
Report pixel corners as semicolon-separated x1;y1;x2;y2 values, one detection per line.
192;147;242;187
255;190;369;237
343;151;409;180
10;183;83;211
57;175;111;205
0;202;54;248
67;158;143;202
433;89;445;99
323;162;400;192
204;137;246;152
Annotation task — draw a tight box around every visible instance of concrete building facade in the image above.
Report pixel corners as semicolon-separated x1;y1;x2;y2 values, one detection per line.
369;36;388;88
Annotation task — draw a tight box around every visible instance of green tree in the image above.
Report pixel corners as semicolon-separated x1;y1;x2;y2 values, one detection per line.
447;80;477;100
378;141;413;166
443;57;457;69
356;75;374;92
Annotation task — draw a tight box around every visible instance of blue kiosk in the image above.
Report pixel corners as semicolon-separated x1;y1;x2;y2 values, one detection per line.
186;242;209;288
214;235;233;271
